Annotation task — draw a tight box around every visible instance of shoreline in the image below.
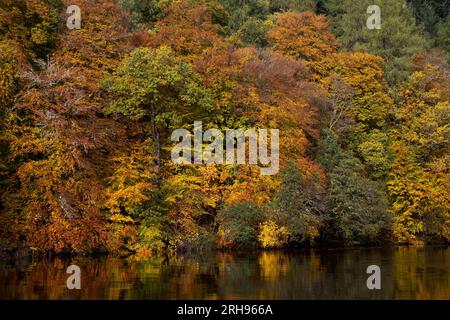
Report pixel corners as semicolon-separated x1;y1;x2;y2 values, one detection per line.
1;243;449;261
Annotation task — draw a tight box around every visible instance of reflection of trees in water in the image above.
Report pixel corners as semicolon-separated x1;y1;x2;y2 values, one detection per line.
0;247;448;299
393;247;450;299
212;249;386;299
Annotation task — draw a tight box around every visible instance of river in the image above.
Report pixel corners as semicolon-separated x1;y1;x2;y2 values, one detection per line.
0;246;448;299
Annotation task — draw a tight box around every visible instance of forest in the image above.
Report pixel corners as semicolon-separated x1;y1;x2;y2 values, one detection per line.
0;0;448;256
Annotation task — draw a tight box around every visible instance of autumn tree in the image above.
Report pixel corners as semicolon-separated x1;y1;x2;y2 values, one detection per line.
328;52;394;178
388;57;450;244
146;1;223;60
1;0;131;253
104;143;158;254
1;0;448;253
102;46;212;168
0;42;20;110
0;0;63;58
267;11;338;79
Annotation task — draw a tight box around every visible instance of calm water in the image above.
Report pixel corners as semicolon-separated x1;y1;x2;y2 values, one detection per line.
0;247;448;300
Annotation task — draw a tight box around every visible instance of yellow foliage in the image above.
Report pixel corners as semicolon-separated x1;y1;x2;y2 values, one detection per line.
258;220;289;248
0;41;19;107
108;214;134;224
105;145;155;217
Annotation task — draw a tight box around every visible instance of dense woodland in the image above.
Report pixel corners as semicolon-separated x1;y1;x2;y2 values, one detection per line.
0;0;448;256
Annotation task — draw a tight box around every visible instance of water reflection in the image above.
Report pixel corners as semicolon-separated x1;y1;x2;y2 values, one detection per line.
0;247;448;299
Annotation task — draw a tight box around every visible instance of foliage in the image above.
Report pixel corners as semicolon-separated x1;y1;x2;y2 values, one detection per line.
237;17;269;47
387;61;450;244
318;129;390;244
102;46;212;167
258;220;288;248
408;0;449;37
267;11;338;78
325;0;428;83
0;0;130;253
0;0;448;253
437;16;450;62
219;0;270;32
0;41;20;111
217;202;264;248
0;0;63;58
268;161;323;244
269;0;318;13
146;0;223;60
117;0;172;28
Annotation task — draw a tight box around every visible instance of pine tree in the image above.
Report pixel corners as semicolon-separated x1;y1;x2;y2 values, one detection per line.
317;129;389;244
408;0;450;36
437;16;450;62
325;0;428;83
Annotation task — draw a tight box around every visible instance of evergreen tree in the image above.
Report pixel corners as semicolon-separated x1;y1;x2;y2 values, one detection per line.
219;0;270;31
325;0;428;83
116;0;172;28
408;0;449;37
408;0;445;36
269;161;323;244
317;129;389;244
216;202;264;248
437;16;450;62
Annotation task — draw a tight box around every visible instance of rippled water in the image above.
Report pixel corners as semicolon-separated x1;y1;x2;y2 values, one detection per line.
0;247;448;299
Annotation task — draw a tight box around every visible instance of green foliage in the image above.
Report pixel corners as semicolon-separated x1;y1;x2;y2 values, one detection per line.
217;202;264;248
408;0;449;36
102;46;211;121
238;17;269;46
327;163;389;244
269;0;318;13
117;0;172;28
316;128;345;172
318;129;390;244
437;16;450;62
219;0;270;31
325;0;428;83
102;46;212;166
269;161;322;244
357;130;392;178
